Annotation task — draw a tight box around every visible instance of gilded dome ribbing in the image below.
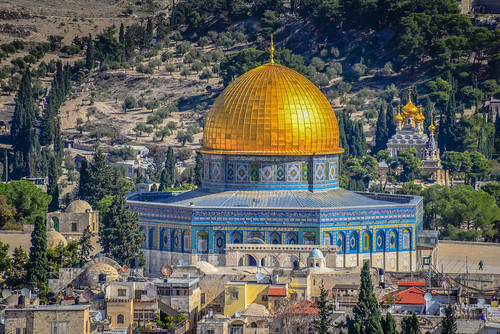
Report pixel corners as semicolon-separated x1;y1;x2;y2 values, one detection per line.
201;63;343;156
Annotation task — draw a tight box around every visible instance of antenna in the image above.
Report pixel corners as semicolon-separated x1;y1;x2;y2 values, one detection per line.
235;311;242;318
161;265;173;277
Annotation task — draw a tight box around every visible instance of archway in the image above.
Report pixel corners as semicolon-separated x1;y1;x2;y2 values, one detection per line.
51;217;60;232
238;254;257;266
247;231;265;244
197;231;208;253
149;227;158;249
287;232;298;244
304;232;315;245
160;229;168;251
323;232;332;245
270;232;281;244
231;231;242;244
262;255;280;268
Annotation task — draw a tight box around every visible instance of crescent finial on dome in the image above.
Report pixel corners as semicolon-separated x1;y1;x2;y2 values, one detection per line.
270;33;275;64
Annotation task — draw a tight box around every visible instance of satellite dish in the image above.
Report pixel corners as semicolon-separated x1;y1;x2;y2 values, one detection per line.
235;311;242;318
179;259;188;266
95;312;103;321
82;290;95;302
2;290;12;298
21;288;30;298
424;293;432;302
161;265;173;277
122;265;128;272
255;272;266;282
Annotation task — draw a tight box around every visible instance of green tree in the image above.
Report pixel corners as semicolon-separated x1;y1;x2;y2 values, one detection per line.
164;147;176;188
85;34;95;70
441;304;457;334
194;152;203;187
401;313;421;334
313;281;334;334
122;96;136;112
374;104;388;154
398;148;422;182
176;130;194;146
5;246;28;288
78;226;94;266
381;312;397;334
0;240;10;279
347;262;384;334
100;195;145;267
47;155;59;212
0;181;51;225
26;216;49;289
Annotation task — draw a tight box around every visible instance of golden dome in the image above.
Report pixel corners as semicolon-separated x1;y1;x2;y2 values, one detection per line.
415;108;425;123
429;116;436;132
401;93;419;117
201;63;343;156
395;109;404;123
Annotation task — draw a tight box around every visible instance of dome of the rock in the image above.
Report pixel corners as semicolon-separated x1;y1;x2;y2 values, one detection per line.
201;63;343;156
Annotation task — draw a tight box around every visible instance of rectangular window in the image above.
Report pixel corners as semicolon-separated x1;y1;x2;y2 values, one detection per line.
16;329;20;334
261;295;268;301
207;330;215;334
201;293;206;305
231;291;239;300
229;325;243;334
71;223;78;232
118;288;127;296
51;322;67;334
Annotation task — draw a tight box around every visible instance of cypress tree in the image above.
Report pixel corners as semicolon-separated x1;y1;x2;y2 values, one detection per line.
443;91;457;150
119;23;125;45
47;155;59;212
144;18;154;49
374;104;388;154
26;216;49;289
165;146;176;187
78;157;91;200
313;281;334;334
438;108;445;152
100;195;145;267
5;246;28;289
54;117;63;165
159;168;169;191
27;135;42;177
86;34;95;70
347;262;384;334
401;313;421;334
194;152;204;187
478;115;488;158
40;104;55;146
495;112;500;153
423;97;432;131
441;304;458;334
78;226;94;266
386;104;396;138
382;312;397;334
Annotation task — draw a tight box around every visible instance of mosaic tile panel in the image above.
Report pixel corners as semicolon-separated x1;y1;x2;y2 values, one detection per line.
329;161;337;180
301;163;308;181
236;163;249;182
286;163;301;182
227;163;234;181
250;164;259;182
204;161;211;181
314;162;326;182
261;164;275;182
211;161;224;182
276;164;285;182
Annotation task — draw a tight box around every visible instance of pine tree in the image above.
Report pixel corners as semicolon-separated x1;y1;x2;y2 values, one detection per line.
78;226;94;266
26;216;49;289
313;281;334;334
144;18;154;49
374;104;388;154
194;152;204;187
78;157;91;199
100;195;145;267
386;105;396;138
441;304;457;334
86;34;95;70
400;313;421;334
5;246;28;288
347;262;383;334
381;312;397;334
159;168;169;191
443;91;457;150
119;23;125;46
423;97;433;132
165;146;176;188
54;117;63;165
47;154;59;212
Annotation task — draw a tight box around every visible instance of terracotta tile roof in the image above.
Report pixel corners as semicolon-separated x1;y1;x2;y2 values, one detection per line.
289;300;319;315
268;286;287;297
398;281;427;287
384;287;428;305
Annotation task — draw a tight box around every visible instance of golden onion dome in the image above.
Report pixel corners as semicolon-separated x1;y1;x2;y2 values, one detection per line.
201;63;343;156
395;110;404;123
415;109;425;123
429;116;436;132
401;94;419;117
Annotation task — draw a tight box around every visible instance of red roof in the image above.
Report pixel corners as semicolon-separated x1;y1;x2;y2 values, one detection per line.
268;286;287;297
384;287;429;305
398;281;426;287
289;300;319;315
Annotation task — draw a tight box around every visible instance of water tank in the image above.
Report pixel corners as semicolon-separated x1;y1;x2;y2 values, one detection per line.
98;273;107;283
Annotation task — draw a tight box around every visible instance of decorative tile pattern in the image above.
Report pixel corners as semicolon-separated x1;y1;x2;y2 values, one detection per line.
286;163;301;182
204;161;211;181
276;164;285;182
328;161;337;180
211;161;224;182
314;162;326;182
301;163;308;181
261;164;274;182
227;163;234;181
250;164;259;182
236;163;249;182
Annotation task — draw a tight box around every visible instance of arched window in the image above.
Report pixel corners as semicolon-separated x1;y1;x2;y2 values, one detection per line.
183;231;190;252
376;230;385;252
287;232;298;244
304;232;315;245
160;229;168;251
336;232;345;253
362;231;371;251
250;322;258;328
197;231;208;253
139;226;146;248
389;230;398;251
117;314;124;324
215;231;225;253
323;232;332;245
231;231;242;244
248;231;265;244
171;230;180;251
270;232;281;244
149;228;157;250
349;232;358;252
402;229;411;250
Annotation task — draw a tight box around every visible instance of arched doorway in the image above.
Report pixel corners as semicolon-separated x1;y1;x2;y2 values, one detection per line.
238;254;257;266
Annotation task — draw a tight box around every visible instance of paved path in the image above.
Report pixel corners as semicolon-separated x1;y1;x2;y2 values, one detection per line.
437;241;500;274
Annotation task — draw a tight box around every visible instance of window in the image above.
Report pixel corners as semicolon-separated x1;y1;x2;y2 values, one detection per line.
23;330;27;334
51;322;67;334
229;324;243;334
201;293;206;305
231;291;239;300
71;223;78;232
118;288;126;297
16;329;20;334
261;295;268;301
207;330;215;334
117;314;124;324
134;309;156;322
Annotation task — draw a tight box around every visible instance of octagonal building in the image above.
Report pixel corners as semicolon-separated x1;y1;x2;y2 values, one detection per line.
128;58;423;276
